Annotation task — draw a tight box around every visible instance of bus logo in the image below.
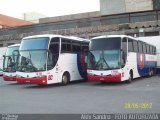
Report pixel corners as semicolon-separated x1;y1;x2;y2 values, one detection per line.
139;54;145;69
48;75;53;80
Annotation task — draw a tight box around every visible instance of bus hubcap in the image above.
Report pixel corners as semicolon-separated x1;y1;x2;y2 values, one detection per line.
62;75;68;84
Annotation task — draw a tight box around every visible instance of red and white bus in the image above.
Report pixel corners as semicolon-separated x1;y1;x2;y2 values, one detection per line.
16;34;89;85
0;47;7;75
87;35;157;83
3;44;20;81
138;36;160;74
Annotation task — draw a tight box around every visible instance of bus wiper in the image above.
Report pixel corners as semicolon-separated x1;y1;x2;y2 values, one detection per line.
102;58;110;69
28;52;37;72
95;58;103;70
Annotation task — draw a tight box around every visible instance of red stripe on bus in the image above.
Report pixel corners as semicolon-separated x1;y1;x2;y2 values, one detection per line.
16;76;47;85
87;75;121;82
3;75;16;81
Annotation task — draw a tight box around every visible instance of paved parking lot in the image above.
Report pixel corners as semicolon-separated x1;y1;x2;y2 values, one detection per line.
0;75;160;114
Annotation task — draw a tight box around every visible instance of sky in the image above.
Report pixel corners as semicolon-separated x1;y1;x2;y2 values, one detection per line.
0;0;100;19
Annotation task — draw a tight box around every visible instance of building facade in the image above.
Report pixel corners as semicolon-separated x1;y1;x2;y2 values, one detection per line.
100;0;160;15
23;12;47;23
0;0;160;46
0;14;33;29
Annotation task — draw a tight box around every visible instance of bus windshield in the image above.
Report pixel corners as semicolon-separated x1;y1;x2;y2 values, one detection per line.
90;37;121;50
87;50;121;70
20;37;49;50
3;46;19;72
18;50;47;72
6;46;19;56
87;37;121;70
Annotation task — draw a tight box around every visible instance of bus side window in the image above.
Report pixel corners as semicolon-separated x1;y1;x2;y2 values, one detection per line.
142;43;147;54
81;42;89;53
138;41;143;53
149;45;152;54
146;44;150;54
154;47;156;55
61;38;71;53
72;41;81;53
121;38;127;67
122;38;127;53
128;38;133;52
152;46;155;55
151;46;153;55
48;37;60;70
50;37;60;54
133;40;138;52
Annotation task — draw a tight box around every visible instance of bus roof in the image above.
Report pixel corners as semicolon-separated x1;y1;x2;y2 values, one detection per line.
91;35;138;40
23;34;90;42
91;35;156;47
8;43;20;48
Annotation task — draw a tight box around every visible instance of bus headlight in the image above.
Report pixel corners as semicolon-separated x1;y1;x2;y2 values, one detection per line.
16;74;21;78
36;75;42;78
36;75;46;78
111;70;121;76
87;72;95;76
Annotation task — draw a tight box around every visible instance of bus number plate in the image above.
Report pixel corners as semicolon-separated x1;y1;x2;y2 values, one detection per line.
100;78;104;80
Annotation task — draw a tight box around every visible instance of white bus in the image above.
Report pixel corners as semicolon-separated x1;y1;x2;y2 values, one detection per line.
3;44;20;81
16;34;89;85
87;35;157;83
138;36;160;74
0;47;7;75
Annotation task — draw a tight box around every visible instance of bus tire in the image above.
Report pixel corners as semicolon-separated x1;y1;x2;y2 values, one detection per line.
61;72;70;86
101;81;106;84
127;71;133;83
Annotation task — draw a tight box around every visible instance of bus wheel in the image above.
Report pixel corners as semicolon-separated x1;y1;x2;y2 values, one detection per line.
62;72;70;86
127;71;133;83
101;81;106;84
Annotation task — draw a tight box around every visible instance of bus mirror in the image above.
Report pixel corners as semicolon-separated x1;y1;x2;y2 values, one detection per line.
121;64;125;68
3;55;5;57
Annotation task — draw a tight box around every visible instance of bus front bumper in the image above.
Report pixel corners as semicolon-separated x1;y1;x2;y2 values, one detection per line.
3;75;16;81
16;76;47;85
87;75;121;82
